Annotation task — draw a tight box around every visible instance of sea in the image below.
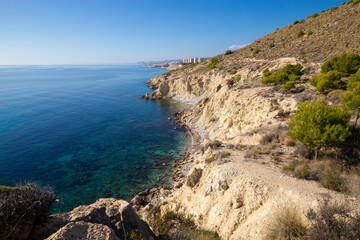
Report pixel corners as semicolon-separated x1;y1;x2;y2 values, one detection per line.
0;65;189;212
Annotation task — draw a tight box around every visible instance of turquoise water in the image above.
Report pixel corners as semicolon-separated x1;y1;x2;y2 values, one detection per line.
0;65;188;212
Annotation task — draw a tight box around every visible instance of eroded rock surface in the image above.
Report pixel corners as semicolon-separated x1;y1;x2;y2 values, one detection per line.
29;198;156;240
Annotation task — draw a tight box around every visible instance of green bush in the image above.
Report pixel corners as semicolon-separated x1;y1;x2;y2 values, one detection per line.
190;62;199;68
347;69;360;90
308;30;313;35
263;68;272;77
236;75;242;82
224;50;232;55
283;160;300;172
261;64;303;84
218;66;224;71
342;86;360;126
152;210;220;240
253;48;260;55
297;31;305;38
283;81;296;90
309;70;342;93
321;170;346;192
310;13;319;18
288;100;350;160
230;69;237;75
321;53;360;76
294;164;311;179
207;58;219;69
293;20;300;25
330;6;339;11
269;43;275;48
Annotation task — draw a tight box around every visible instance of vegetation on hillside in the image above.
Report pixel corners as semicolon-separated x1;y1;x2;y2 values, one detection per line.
288;100;350;160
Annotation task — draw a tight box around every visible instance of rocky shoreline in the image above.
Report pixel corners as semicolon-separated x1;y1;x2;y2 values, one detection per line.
130;107;205;220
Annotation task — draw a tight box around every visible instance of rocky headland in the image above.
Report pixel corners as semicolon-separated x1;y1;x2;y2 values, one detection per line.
3;2;360;240
136;2;360;239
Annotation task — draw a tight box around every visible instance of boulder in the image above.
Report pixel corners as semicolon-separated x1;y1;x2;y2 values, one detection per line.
46;221;119;240
29;198;156;240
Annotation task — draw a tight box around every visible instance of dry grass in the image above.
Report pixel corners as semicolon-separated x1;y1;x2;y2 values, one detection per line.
307;199;360;240
265;204;307;240
151;210;220;240
0;183;56;240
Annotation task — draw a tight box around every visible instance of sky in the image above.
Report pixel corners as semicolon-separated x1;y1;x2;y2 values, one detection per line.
0;0;346;65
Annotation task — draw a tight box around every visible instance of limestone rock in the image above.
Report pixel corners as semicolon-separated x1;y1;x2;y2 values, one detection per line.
186;168;203;188
29;198;156;240
46;221;119;240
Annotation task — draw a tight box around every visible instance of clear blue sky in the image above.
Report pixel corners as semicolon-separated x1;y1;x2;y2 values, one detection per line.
0;0;346;65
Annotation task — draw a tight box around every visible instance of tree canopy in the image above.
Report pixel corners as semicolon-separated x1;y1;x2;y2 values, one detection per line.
288;100;350;160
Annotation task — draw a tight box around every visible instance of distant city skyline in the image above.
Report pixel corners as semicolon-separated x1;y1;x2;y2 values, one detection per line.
0;0;346;65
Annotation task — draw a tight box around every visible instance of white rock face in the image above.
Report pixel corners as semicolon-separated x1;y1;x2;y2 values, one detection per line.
144;57;360;239
166;150;359;240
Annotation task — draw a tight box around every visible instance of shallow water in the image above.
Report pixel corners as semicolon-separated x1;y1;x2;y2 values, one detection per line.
0;65;189;212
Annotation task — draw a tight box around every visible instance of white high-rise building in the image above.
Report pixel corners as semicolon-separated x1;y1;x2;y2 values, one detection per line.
183;57;206;64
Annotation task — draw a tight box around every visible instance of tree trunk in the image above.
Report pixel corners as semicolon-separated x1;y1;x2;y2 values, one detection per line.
354;113;359;127
314;147;321;161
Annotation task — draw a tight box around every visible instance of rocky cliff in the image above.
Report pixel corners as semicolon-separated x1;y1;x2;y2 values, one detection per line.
137;2;360;239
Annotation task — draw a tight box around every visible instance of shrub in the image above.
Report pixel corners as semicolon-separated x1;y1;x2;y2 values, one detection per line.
207;58;219;69
253;48;260;55
253;74;260;80
320;170;347;191
307;199;360;240
310;13;319;18
309;70;342;93
265;205;307;240
283;81;296;90
216;85;222;92
283;160;300;172
294;164;311;179
347;69;360;90
261;64;303;84
330;6;339;11
230;69;237;75
263;68;272;77
321;53;360;76
342;86;360;126
152;210;220;240
224;50;232;55
308;30;313;35
236;75;242;82
0;183;56;240
293;20;300;25
129;231;143;240
190;62;198;68
297;31;305;38
269;43;275;48
288;100;350;160
218;66;224;71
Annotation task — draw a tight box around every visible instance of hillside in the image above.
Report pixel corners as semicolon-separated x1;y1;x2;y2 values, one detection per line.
136;2;360;240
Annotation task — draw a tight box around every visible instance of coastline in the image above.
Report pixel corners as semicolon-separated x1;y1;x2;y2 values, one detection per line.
130;101;206;218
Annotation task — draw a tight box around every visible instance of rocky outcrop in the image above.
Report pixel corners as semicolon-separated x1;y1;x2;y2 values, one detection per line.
29;198;156;240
